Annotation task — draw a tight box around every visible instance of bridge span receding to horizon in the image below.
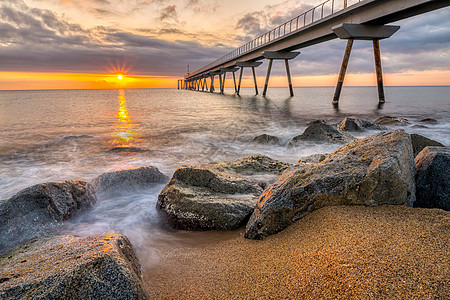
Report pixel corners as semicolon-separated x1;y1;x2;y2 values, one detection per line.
178;0;450;105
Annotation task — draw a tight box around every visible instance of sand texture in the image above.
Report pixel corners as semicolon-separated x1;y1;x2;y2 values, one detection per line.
143;205;449;299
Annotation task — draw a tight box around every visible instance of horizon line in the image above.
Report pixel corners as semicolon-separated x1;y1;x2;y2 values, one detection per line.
1;85;450;92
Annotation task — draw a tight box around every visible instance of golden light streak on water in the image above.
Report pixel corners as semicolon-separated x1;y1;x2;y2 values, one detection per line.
113;89;139;147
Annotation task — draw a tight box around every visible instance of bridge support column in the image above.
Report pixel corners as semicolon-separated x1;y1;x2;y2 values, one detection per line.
263;59;273;97
373;39;385;103
333;39;353;104
332;23;400;104
262;51;300;97
210;75;215;92
251;67;258;95
236;61;263;95
285;59;294;97
220;67;239;94
203;76;208;91
209;71;223;93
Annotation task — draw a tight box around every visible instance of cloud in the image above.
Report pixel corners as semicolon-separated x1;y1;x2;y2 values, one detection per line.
160;5;178;22
0;1;232;76
0;0;449;79
234;2;314;42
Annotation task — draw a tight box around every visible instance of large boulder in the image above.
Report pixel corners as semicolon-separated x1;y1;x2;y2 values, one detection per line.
91;166;169;194
374;116;409;126
0;180;96;254
252;134;282;145
289;122;355;146
338;117;385;132
0;234;149;299
245;130;416;239
410;134;444;157
157;155;292;231
414;147;450;211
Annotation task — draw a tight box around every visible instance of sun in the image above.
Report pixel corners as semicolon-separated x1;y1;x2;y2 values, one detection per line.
117;74;123;80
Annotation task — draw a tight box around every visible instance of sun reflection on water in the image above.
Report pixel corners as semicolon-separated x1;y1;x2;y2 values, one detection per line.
114;89;139;147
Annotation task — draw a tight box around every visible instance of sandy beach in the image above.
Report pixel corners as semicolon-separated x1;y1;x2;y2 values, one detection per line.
143;205;449;299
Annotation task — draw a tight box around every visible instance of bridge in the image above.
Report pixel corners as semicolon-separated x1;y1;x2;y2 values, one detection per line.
178;0;449;104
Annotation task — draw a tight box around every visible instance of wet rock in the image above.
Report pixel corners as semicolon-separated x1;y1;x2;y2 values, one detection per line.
108;147;148;153
296;154;329;167
338;117;386;132
289;122;355;146
307;120;327;126
252;134;282;145
412;125;428;129
91;166;169;194
374;116;410;126
0;180;96;254
245;130;415;239
419;118;438;124
410;134;444;157
414;147;450;211
0;234;149;299
157;154;292;231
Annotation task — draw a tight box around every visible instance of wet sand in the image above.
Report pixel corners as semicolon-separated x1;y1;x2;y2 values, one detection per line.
142;205;449;299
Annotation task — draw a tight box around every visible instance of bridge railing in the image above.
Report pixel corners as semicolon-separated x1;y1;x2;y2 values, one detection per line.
187;0;362;78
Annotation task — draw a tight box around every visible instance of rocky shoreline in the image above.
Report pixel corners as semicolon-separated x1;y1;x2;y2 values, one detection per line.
1;116;448;298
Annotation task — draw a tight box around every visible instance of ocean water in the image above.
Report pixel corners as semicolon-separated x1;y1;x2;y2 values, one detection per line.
1;86;449;263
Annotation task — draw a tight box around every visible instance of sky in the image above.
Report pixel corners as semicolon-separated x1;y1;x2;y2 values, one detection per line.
0;0;449;90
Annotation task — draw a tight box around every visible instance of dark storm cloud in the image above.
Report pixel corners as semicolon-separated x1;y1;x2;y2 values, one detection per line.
0;1;231;76
235;12;265;37
235;3;314;42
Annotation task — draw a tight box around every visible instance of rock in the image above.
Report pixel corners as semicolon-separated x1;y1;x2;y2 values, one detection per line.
338;117;386;132
296;154;328;167
157;154;292;231
91;166;169;194
108;147;148;153
374;116;410;126
414;147;450;211
410;134;444;157
307;120;326;126
0;180;97;254
412;125;428;129
245;130;416;239
252;134;282;145
419;118;438;124
0;234;149;299
289;122;355;146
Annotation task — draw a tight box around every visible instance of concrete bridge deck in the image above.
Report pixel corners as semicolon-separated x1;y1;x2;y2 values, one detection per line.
186;0;448;80
181;0;449;103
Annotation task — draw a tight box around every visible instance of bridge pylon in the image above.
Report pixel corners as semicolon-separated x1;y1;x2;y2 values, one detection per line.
220;67;240;94
332;23;400;105
236;62;263;95
261;51;300;97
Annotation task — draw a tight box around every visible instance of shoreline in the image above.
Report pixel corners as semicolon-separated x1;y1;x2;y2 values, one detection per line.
142;205;449;299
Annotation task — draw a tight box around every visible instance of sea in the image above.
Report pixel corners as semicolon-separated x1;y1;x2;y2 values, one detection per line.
1;86;449;264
